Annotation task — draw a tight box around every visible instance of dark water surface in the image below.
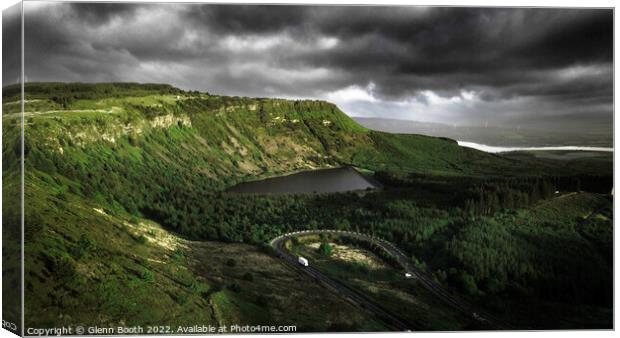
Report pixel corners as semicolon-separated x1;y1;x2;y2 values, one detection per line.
227;167;379;194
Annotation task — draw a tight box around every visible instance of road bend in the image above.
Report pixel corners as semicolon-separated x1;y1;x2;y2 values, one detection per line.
271;234;412;331
271;229;511;330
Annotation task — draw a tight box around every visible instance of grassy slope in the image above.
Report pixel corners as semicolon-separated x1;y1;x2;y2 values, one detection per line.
4;83;491;329
16;173;384;330
2;83;612;330
5;83;569;186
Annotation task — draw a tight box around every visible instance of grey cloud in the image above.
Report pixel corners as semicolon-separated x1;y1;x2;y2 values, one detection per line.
3;2;21;85
16;2;614;132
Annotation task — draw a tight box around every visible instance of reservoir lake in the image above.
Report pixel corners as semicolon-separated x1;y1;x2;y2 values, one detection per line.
227;167;379;194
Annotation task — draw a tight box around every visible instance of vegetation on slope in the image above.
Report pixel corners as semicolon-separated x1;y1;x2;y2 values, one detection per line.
289;235;483;331
2;83;613;330
3;171;384;330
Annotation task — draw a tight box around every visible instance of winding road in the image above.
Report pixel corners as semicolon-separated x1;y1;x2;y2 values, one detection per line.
270;229;509;330
271;231;412;331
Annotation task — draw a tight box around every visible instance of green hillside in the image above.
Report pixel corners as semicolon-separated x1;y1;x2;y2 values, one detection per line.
2;83;612;330
3;82;574;243
3;83;554;184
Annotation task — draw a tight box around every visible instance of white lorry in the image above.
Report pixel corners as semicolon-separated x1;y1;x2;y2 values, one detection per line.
298;256;309;267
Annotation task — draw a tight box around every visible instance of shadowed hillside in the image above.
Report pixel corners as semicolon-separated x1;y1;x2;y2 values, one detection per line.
2;83;612;330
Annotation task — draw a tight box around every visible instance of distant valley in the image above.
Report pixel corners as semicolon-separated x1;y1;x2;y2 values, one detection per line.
354;117;613;148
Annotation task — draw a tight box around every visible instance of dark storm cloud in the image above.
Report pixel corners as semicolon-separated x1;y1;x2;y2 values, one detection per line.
19;2;613;130
3;2;22;85
184;5;310;34
67;3;140;24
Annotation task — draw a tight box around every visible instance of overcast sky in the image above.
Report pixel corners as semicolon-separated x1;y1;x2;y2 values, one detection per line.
7;2;614;131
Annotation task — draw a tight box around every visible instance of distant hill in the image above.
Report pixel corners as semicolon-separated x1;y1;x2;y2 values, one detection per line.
354;117;613;148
